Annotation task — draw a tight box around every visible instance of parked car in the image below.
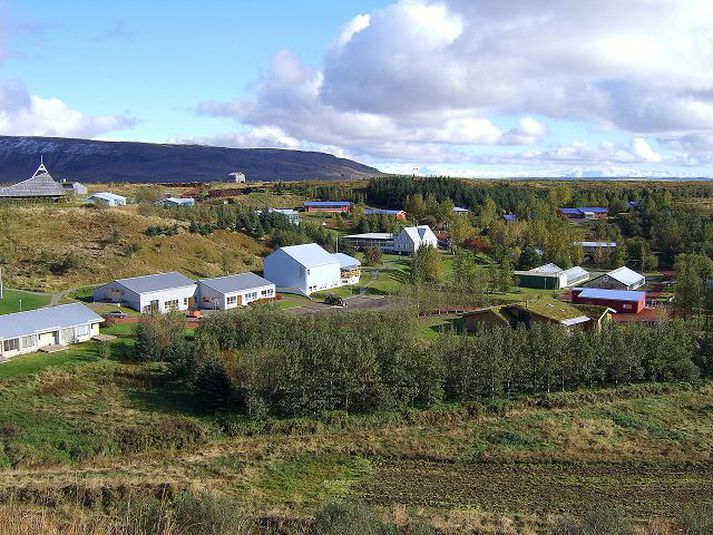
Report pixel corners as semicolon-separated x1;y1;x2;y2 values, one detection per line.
187;309;203;319
105;310;128;319
324;294;347;307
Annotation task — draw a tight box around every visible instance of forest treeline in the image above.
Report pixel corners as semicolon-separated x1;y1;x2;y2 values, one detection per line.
132;307;708;417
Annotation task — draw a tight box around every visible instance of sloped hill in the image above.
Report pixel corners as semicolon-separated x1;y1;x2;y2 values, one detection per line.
0;135;382;184
0;204;268;292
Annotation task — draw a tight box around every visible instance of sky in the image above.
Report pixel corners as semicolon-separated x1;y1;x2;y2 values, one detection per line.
2;0;713;178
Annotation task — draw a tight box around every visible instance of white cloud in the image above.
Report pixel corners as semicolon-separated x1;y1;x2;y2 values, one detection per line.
0;79;135;138
197;0;713;173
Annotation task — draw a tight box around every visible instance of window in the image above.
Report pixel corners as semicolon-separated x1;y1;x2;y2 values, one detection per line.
3;338;19;352
75;324;90;337
202;296;212;304
183;297;188;306
227;295;237;305
261;288;273;297
21;335;36;348
164;299;179;311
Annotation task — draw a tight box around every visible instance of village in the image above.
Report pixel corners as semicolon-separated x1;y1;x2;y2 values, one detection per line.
0;161;675;361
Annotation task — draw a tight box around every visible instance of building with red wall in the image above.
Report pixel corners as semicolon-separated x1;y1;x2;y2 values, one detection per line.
303;201;351;213
571;288;646;314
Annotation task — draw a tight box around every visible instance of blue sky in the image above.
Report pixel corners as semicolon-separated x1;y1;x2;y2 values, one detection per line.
2;0;713;177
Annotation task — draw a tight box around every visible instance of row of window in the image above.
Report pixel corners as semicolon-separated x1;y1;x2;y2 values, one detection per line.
1;324;93;353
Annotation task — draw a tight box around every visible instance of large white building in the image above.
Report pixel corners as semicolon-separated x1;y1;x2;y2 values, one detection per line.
585;266;645;291
264;243;360;296
197;273;275;310
0;303;104;360
93;272;198;313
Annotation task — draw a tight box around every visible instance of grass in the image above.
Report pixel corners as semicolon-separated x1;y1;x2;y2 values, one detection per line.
0;289;51;315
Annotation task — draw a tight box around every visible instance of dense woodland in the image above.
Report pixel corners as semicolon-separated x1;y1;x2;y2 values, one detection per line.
133;307;710;418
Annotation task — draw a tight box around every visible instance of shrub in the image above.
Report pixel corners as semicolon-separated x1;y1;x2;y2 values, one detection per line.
554;506;633;535
310;500;386;535
677;505;713;534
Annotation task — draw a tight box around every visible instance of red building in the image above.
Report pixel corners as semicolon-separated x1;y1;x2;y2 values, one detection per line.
303;201;351;213
571;288;646;314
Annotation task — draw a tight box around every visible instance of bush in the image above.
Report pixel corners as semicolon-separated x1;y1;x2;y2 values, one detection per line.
554;506;633;535
677;505;713;534
171;491;249;535
310;500;386;535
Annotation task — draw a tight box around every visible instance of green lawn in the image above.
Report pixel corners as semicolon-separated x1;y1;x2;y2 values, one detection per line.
0;323;134;380
0;289;51;315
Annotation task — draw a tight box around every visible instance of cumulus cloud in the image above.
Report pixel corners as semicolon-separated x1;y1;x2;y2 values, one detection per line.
0;79;135;138
197;0;713;174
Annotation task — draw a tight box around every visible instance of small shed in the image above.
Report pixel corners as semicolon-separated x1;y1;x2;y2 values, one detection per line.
87;192;127;207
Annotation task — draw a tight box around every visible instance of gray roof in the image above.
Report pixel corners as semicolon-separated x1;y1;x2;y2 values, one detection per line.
333;253;361;269
0;303;104;340
199;272;273;295
278;243;339;267
113;272;195;294
88;192;126;203
605;266;644;286
0;163;66;198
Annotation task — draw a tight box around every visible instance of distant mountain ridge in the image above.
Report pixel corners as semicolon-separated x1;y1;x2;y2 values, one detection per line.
0;136;382;184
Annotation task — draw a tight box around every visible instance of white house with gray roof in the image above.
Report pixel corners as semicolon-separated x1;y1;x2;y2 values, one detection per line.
392;225;438;255
87;192;127;207
93;272;197;313
197;273;275;310
0;303;104;360
584;266;645;291
264;243;354;296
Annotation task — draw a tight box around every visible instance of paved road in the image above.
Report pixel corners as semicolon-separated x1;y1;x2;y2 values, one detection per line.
287;294;392;314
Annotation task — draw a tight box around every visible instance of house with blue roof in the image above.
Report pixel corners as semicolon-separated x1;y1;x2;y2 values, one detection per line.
558;206;608;220
572;287;646;314
0;303;104;359
303;200;351;213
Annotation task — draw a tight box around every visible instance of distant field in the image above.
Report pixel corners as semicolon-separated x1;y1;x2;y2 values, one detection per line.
0;289;50;315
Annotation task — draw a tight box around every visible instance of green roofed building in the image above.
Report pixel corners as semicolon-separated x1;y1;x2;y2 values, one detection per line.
463;297;610;332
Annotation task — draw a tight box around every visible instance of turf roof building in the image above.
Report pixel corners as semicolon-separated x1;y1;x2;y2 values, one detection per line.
197;273;275;310
463;298;605;332
0;161;67;202
93;272;197;313
0;303;104;359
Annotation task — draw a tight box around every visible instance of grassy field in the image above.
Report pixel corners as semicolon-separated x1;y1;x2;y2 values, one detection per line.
0;288;50;315
0;204;267;292
0;322;710;529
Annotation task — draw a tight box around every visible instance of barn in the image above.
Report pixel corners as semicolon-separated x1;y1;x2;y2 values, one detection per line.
571;288;646;314
586;266;645;291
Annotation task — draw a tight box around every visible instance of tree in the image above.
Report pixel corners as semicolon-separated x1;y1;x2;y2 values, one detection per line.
477;196;498;229
449;213;474;247
518;245;541;270
405;193;426;221
363;246;383;267
410;245;442;284
674;253;713;320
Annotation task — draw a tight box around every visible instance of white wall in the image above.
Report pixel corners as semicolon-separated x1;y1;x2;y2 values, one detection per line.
0;321;102;359
264;249;341;295
137;286;197;313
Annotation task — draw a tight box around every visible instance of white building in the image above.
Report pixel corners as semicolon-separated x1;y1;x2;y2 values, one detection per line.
157;197;194;208
93;272;197;313
197;273;275;310
333;253;361;285
392;226;438;255
585;266;645;291
87;192;127;207
0;303;104;360
229;172;246;183
264;243;358;296
256;207;300;225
